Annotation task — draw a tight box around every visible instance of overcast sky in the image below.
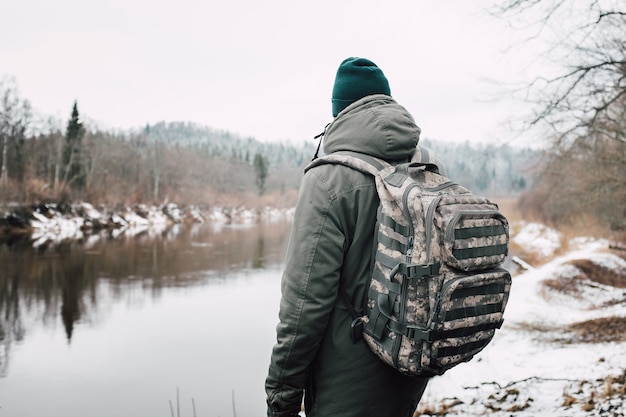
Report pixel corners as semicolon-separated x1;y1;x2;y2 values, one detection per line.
1;1;537;145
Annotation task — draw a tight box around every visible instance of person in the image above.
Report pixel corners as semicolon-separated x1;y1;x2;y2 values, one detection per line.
265;57;429;417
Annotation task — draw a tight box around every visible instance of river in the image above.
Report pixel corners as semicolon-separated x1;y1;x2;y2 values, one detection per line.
0;217;523;417
0;221;292;417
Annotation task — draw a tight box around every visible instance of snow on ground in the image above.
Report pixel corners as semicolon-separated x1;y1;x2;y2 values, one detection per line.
512;221;563;258
418;223;626;416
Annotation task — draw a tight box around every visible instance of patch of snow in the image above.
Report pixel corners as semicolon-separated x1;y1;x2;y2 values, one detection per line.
237;208;259;223
513;222;562;258
79;202;102;221
110;214;129;227
568;236;610;252
30;208;85;246
164;202;184;223
208;208;230;223
187;206;205;223
122;210;150;226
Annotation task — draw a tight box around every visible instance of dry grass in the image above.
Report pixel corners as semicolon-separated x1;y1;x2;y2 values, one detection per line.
512;315;626;345
494;197;524;225
413;397;464;416
561;371;626;413
564;316;626;343
559;213;612;244
496;197;555;267
568;259;626;288
542;275;583;296
500;196;626;264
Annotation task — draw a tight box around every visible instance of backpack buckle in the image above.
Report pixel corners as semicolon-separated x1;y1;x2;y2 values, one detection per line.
405;326;433;342
404;262;441;280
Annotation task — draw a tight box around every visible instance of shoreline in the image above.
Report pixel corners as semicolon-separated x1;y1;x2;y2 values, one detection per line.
0;201;295;243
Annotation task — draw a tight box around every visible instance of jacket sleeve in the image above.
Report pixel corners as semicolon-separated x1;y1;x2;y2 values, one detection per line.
265;168;346;417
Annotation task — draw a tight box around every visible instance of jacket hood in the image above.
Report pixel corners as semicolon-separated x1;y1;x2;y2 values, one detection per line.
323;94;420;161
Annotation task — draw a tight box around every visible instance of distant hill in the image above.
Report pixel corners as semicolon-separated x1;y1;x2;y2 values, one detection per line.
145;121;316;169
420;139;541;197
144;122;540;198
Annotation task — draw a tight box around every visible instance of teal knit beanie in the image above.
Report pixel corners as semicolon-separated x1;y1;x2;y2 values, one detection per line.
331;57;391;117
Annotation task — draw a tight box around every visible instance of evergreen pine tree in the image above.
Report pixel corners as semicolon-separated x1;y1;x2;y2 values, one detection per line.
253;152;268;195
62;101;86;190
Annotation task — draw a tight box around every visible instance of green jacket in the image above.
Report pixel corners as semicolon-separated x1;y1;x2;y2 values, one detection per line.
266;95;429;417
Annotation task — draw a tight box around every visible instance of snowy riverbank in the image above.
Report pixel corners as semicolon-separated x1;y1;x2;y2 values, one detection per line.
0;202;295;245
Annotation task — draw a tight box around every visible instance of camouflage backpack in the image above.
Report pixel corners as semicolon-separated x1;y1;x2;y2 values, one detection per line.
306;149;512;377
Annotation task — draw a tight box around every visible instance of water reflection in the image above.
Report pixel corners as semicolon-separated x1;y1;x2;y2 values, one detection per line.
0;221;291;378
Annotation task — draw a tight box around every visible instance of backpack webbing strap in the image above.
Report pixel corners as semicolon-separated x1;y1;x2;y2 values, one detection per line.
450;282;508;299
375;251;399;272
366;290;403;341
378;210;411;236
388;317;505;343
389;262;441;281
437;320;504;339
378;232;408;253
454;224;507;239
368;305;389;340
375;252;441;281
372;268;402;293
444;302;504;321
386;320;434;342
452;244;508;260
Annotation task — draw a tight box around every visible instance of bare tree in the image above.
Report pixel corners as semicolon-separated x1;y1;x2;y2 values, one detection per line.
493;0;626;147
0;76;32;187
493;1;626;232
144;125;165;202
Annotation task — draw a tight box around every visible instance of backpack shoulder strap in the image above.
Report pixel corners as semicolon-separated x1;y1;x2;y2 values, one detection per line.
411;146;447;177
306;146;447;178
305;151;390;176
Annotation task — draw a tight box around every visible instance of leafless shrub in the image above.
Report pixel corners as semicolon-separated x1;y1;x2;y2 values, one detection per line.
568;259;626;288
562;316;626;343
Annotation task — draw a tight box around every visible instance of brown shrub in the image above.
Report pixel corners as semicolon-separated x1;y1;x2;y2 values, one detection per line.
413;397;463;416
542;275;584;297
517;136;626;239
565;316;626;343
568;259;626;288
